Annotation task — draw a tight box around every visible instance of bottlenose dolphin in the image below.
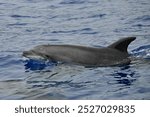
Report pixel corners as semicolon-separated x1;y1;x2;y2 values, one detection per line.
23;37;136;67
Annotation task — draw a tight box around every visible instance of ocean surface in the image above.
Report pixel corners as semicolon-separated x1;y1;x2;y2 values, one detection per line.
0;0;150;99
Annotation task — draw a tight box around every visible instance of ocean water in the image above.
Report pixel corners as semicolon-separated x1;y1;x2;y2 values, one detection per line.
0;0;150;99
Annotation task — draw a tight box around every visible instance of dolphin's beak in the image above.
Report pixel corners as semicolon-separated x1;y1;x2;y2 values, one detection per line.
22;50;32;57
22;50;45;60
22;50;37;58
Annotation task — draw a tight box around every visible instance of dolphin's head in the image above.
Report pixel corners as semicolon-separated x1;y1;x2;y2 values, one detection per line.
23;45;48;60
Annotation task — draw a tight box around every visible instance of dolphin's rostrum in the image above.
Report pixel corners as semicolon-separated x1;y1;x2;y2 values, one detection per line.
23;37;136;67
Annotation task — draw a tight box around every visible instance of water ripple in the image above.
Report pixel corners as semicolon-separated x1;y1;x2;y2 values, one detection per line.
132;45;150;59
60;0;85;5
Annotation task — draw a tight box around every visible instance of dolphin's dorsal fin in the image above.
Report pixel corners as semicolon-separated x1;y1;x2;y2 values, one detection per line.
108;37;136;53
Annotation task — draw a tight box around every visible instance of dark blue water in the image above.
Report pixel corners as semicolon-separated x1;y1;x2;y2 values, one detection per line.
0;0;150;99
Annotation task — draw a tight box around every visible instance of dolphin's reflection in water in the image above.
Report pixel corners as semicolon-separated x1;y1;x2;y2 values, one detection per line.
111;65;139;86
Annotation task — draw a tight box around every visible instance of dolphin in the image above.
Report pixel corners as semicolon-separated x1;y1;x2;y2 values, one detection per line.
23;37;136;67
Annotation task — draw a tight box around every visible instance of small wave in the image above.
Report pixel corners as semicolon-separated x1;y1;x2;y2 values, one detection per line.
134;15;150;22
26;80;91;89
132;24;150;28
11;15;31;18
0;54;22;67
111;71;137;86
137;87;150;93
0;79;23;82
51;28;97;34
7;23;28;26
60;0;85;4
10;15;40;19
131;45;150;59
88;14;106;19
24;59;58;71
116;79;136;85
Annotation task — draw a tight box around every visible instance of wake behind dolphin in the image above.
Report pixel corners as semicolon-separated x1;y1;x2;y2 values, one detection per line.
23;37;136;67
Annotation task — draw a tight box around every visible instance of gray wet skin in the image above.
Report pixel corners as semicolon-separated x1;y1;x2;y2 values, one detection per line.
23;37;136;67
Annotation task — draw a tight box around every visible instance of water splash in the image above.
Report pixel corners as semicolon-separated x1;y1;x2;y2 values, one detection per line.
24;59;58;71
131;45;150;59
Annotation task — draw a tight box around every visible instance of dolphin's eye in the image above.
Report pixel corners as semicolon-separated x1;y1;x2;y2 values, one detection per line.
45;55;49;59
